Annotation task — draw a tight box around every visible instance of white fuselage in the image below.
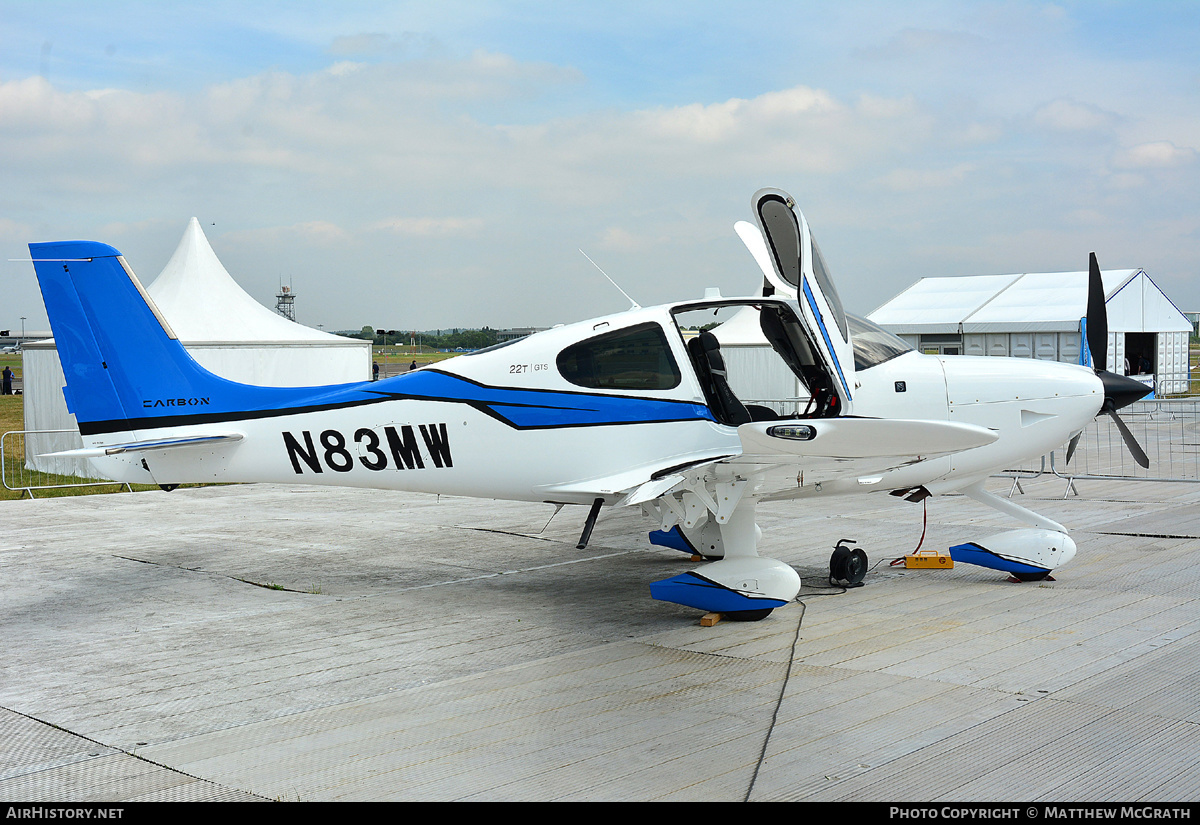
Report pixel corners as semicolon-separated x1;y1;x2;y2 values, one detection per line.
843;351;1103;495
86;302;1104;508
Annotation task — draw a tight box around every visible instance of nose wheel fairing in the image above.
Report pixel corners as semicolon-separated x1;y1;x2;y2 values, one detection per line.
949;528;1077;581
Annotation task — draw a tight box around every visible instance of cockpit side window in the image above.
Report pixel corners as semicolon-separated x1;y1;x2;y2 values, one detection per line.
847;314;913;370
557;322;682;391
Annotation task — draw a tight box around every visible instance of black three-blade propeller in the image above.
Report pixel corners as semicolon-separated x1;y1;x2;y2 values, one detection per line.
1067;253;1150;468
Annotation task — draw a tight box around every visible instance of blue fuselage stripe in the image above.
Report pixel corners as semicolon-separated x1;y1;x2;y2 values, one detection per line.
81;369;715;434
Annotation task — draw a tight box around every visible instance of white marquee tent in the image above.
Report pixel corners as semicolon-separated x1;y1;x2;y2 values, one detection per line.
24;218;372;478
867;268;1192;395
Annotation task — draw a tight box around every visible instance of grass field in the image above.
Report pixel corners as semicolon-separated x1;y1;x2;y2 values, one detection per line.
0;355;174;501
0;352;21;382
0;392;158;501
371;347;458;366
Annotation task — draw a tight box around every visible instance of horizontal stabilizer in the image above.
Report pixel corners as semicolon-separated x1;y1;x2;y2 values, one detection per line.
39;433;244;459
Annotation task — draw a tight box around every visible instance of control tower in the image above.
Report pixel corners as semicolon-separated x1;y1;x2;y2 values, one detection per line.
275;283;296;322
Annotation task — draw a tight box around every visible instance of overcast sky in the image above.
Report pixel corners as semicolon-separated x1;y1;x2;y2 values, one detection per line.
3;1;1198;334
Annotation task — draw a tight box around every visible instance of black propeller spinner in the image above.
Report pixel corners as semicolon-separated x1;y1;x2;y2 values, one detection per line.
1070;253;1150;468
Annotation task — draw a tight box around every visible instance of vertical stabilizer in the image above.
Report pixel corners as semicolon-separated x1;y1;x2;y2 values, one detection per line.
29;241;367;438
30;241;180;429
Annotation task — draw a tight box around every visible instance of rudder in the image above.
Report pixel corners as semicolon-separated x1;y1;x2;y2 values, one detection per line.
30;241;306;437
30;240;382;441
28;240;213;431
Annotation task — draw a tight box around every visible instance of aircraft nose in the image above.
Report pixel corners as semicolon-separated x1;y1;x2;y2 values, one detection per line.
1100;371;1152;412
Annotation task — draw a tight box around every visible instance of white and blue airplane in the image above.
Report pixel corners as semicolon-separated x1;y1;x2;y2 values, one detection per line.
28;188;1148;621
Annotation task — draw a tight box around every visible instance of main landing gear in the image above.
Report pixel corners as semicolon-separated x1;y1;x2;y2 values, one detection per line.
646;484;800;621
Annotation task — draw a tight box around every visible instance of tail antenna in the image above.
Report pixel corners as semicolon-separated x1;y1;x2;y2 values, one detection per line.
579;249;641;310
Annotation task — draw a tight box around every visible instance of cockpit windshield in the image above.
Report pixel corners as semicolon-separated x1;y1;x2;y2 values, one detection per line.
847;314;912;371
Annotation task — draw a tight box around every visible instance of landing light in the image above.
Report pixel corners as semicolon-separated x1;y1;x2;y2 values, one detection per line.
766;424;816;441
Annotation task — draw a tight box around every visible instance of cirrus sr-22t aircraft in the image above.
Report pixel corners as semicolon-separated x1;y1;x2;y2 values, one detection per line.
29;188;1149;621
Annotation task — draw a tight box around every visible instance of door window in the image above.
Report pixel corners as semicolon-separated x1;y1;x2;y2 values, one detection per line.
557;323;682;391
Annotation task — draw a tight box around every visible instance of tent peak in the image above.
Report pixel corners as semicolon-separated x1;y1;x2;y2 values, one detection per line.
145;219;343;343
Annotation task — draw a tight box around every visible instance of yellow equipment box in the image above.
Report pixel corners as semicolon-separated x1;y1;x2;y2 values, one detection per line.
905;549;954;569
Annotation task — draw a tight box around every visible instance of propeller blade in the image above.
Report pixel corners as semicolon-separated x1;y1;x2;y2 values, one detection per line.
1065;432;1081;464
1086;252;1108;372
1105;407;1149;469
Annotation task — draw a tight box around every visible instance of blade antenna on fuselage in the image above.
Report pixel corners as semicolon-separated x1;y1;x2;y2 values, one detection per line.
579;249;641;310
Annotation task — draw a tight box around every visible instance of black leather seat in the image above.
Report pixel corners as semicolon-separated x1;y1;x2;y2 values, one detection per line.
689;331;752;426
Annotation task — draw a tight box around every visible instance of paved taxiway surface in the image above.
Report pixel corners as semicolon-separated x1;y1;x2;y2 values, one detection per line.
2;476;1199;801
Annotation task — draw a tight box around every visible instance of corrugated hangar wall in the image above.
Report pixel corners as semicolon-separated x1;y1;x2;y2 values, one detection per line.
870;269;1192;396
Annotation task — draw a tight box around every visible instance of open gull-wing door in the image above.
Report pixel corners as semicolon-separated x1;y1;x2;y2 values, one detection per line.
751;188;855;415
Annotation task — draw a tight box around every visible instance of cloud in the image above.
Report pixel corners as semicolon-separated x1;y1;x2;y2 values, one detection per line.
327;32;443;58
1105;172;1146;190
1112;140;1197;169
0;217;34;245
368;217;484;236
637;86;844;144
329;33;393;57
858;27;992;62
5;21;1200;330
499;83;932;198
1033;98;1118;133
877;163;975;191
221;220;351;248
596;226;657;252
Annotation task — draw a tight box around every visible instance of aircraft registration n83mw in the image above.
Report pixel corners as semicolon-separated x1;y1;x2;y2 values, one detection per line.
29;189;1149;621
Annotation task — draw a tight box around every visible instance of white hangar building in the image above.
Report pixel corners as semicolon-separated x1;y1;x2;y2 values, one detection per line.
24;218;372;478
867;268;1192;396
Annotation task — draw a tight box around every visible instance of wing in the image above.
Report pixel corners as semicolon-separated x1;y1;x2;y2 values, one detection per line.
726;418;996;501
538;417;995;507
732;417;994;467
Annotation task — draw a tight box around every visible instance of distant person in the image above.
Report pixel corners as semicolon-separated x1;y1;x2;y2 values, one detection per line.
372;361;379;381
1;365;11;395
1138;354;1151;375
410;360;417;371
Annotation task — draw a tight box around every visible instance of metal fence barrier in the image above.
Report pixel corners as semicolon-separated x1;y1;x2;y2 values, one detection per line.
1000;399;1200;494
1;429;131;498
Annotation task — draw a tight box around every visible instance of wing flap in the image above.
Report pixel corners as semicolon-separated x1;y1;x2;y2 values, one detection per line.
533;453;733;505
